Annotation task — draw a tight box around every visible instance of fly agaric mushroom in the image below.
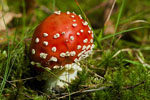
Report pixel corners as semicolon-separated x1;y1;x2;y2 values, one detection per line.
30;11;94;92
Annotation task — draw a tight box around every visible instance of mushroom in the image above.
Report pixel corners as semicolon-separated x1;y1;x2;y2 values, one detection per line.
29;11;94;93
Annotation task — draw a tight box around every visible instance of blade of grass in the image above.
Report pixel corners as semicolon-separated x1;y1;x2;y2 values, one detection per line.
111;0;125;45
21;0;27;39
52;0;55;12
99;26;150;42
104;0;116;25
120;10;150;24
123;59;142;66
0;0;11;95
74;0;87;20
96;29;103;49
66;85;71;100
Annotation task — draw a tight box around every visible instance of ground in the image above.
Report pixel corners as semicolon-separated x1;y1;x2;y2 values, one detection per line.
0;0;150;100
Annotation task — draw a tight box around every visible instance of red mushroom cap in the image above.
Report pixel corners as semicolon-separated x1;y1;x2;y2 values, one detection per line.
30;11;94;69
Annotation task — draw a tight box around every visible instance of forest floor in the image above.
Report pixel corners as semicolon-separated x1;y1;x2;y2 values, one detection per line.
0;0;150;100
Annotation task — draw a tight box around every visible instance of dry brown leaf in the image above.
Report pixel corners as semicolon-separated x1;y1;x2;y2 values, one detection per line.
0;12;21;31
104;20;115;34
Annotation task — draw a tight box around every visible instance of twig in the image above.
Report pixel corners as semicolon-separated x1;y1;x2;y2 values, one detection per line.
87;68;105;80
74;0;79;6
8;77;35;83
112;48;132;58
82;86;109;93
104;0;116;25
57;79;146;99
123;81;146;90
136;53;150;68
130;20;149;24
57;86;110;99
37;90;51;98
0;76;16;88
40;5;52;14
0;76;33;99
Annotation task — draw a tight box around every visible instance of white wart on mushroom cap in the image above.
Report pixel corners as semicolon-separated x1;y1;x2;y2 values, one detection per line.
30;11;94;69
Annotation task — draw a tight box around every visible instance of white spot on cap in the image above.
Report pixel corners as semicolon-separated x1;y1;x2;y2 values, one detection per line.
77;45;81;50
80;29;84;33
61;32;65;35
54;33;60;39
72;23;77;27
90;39;93;43
85;50;92;55
82;21;88;26
79;15;82;19
43;33;48;37
78;50;86;57
54;11;61;15
72;12;76;15
49;56;57;62
40;53;48;59
43;41;48;46
73;20;76;22
76;32;80;36
78;52;82;57
88;30;91;34
86;45;91;50
52;47;57;52
91;34;94;38
71;15;75;18
82;45;86;50
60;53;66;57
70;51;76;56
32;49;35;54
74;58;79;63
70;36;74;40
66;11;70;14
65;51;70;56
35;38;39;43
83;38;88;43
78;56;82;61
80;53;89;59
91;44;95;49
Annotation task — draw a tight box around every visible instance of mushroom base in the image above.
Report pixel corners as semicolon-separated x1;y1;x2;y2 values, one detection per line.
37;63;82;93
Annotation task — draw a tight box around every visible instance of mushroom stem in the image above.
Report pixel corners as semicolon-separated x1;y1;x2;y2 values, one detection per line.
37;63;82;93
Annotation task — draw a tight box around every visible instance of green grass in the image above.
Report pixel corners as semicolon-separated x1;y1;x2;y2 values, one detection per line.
0;0;11;95
111;0;125;45
0;0;150;99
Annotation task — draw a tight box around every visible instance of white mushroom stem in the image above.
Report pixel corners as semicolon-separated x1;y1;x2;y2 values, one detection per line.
37;63;82;93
